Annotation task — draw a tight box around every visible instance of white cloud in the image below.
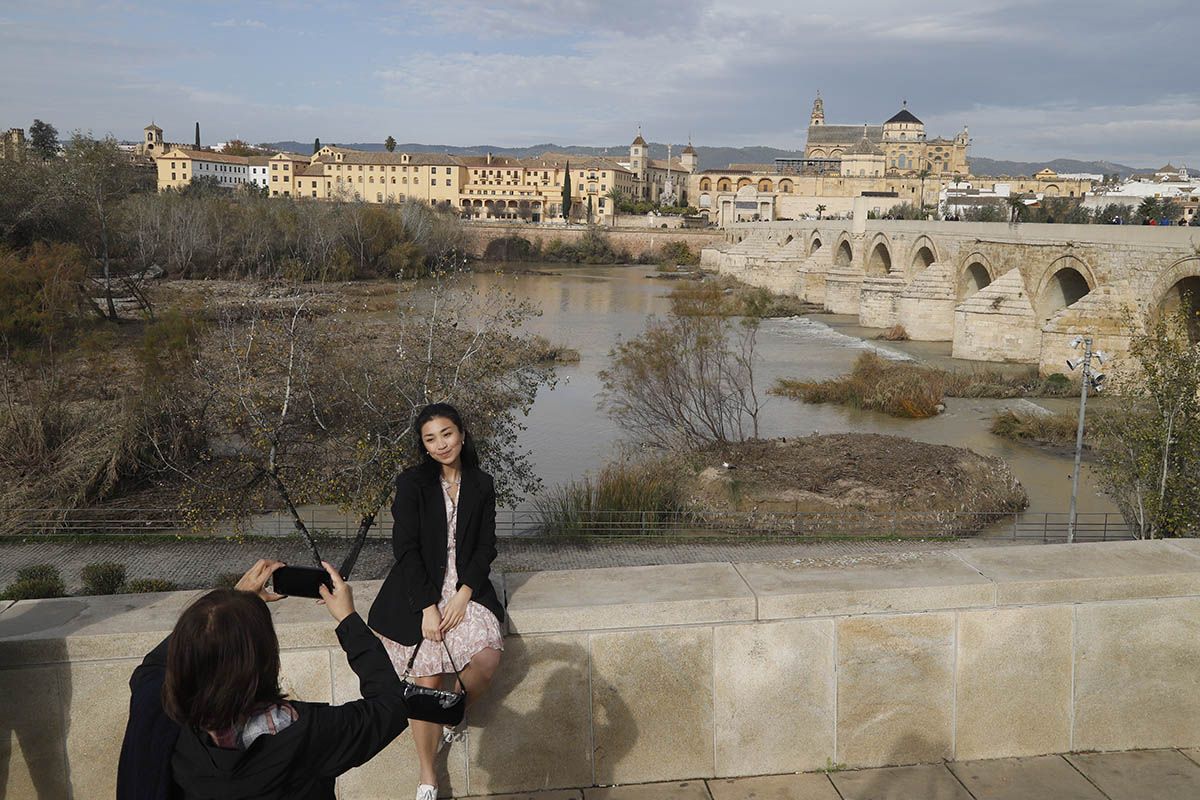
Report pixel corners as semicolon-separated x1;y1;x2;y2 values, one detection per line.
212;18;266;29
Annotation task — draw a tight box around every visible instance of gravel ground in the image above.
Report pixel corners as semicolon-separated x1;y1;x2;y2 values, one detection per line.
0;534;1029;595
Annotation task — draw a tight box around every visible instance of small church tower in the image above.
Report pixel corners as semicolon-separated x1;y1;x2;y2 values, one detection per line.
680;139;698;172
143;123;164;155
810;91;825;127
630;127;647;182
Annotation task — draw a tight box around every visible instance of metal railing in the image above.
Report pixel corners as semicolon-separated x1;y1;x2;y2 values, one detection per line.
1;508;1135;543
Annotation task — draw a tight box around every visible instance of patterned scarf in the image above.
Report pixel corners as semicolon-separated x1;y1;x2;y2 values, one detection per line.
207;703;298;750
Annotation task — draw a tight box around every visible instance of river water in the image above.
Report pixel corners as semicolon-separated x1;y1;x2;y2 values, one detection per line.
466;264;1116;515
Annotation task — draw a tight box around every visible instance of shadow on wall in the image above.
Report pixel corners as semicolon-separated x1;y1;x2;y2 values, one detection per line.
0;600;83;798
468;637;635;794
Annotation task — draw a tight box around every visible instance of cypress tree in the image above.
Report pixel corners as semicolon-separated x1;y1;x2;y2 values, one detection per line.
562;161;573;221
194;122;200;149
313;137;321;154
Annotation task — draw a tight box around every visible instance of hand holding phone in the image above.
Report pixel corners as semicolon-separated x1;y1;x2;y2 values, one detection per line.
272;565;335;599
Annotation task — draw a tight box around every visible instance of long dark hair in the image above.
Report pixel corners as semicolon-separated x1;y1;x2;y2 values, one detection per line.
413;402;479;477
162;589;284;731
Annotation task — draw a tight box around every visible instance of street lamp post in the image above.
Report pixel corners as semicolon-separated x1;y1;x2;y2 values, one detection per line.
1066;336;1107;543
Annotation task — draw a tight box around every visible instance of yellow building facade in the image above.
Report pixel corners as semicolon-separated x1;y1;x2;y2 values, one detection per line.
153;127;692;225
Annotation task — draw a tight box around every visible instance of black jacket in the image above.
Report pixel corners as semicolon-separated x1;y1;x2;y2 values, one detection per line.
368;465;504;646
117;613;408;800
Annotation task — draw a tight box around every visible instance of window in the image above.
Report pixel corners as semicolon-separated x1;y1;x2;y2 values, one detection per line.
312;191;317;197
272;175;278;182
377;193;383;202
171;172;176;180
445;179;451;186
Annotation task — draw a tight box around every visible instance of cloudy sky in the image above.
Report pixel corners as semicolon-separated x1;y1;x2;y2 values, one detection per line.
2;0;1197;166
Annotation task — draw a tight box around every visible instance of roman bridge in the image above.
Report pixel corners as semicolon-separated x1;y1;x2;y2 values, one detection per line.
701;218;1200;374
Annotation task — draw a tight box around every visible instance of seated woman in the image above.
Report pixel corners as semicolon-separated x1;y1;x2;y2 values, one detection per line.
117;560;408;800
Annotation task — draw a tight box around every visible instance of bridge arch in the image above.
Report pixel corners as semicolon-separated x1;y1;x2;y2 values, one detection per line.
909;237;938;279
1035;255;1095;322
958;252;996;300
833;234;854;268
865;234;893;277
1150;256;1200;342
808;231;823;257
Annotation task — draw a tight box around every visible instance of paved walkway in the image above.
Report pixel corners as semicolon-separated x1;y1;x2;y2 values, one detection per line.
470;750;1200;800
0;535;1021;593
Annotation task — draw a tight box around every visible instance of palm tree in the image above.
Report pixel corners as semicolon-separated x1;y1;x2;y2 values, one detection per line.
1006;195;1026;223
815;204;827;220
384;136;396;153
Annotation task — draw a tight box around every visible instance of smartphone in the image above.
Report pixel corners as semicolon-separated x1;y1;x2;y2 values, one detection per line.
272;565;335;599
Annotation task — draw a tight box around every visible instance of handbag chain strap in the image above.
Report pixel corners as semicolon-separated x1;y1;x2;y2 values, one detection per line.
403;638;465;692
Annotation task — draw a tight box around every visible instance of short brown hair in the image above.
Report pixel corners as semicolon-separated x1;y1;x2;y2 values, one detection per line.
163;589;285;731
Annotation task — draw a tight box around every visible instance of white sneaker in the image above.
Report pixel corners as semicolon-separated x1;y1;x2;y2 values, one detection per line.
415;784;437;800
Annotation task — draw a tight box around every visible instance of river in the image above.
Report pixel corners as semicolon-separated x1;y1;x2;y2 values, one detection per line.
465;264;1116;515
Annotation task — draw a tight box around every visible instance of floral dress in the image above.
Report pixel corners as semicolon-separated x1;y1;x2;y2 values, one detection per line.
380;478;504;677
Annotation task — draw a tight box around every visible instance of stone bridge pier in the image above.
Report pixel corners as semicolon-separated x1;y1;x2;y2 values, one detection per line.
704;221;1200;374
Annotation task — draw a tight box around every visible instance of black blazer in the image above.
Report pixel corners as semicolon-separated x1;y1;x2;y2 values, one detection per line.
117;613;408;800
368;465;504;646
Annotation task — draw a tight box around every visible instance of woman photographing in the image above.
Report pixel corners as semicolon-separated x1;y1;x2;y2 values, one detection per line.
369;403;505;800
118;559;410;800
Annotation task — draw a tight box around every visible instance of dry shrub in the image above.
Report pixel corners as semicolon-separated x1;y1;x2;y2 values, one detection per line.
775;353;1077;419
990;409;1084;446
879;325;909;341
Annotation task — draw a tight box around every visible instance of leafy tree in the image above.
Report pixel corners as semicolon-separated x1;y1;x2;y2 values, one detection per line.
1007;195;1026;222
221;139;266;156
194;122;201;150
1095;306;1200;538
385;136;396;153
587;195;594;224
561;162;572;221
28;119;59;160
1095;202;1134;225
313;137;321;154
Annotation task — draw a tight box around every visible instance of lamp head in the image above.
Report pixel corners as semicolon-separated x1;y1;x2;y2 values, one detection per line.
1069;336;1084;349
1067;357;1083;372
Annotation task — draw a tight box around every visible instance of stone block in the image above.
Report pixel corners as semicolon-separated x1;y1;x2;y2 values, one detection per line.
957;540;1200;605
712;619;835;776
0;592;201;665
1074;597;1200;752
954;605;1072;760
707;773;841;800
63;658;138;799
467;634;592;795
0;665;69;800
835;613;955;768
332;650;467;800
948;755;1107;800
737;552;993;620
583;781;711;800
1066;750;1200;800
829;764;972;800
590;627;714;785
505;563;754;635
279;648;333;704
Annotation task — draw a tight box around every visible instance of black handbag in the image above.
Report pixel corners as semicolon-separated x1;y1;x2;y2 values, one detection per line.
399;639;467;726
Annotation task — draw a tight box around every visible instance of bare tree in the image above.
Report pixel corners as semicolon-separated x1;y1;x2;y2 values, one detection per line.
181;269;555;575
599;284;763;449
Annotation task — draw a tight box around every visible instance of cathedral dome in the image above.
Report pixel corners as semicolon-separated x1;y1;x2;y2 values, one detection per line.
885;107;923;125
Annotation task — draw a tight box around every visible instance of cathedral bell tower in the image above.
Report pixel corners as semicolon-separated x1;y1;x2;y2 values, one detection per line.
810;91;825;127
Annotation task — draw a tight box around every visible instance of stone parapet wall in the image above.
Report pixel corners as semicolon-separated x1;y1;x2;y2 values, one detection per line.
5;541;1200;798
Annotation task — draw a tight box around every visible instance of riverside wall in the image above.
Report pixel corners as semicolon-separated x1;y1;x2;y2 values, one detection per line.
702;220;1200;373
4;540;1200;798
460;222;724;260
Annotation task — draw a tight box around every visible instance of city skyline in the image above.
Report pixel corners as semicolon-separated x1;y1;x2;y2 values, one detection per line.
1;0;1197;166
